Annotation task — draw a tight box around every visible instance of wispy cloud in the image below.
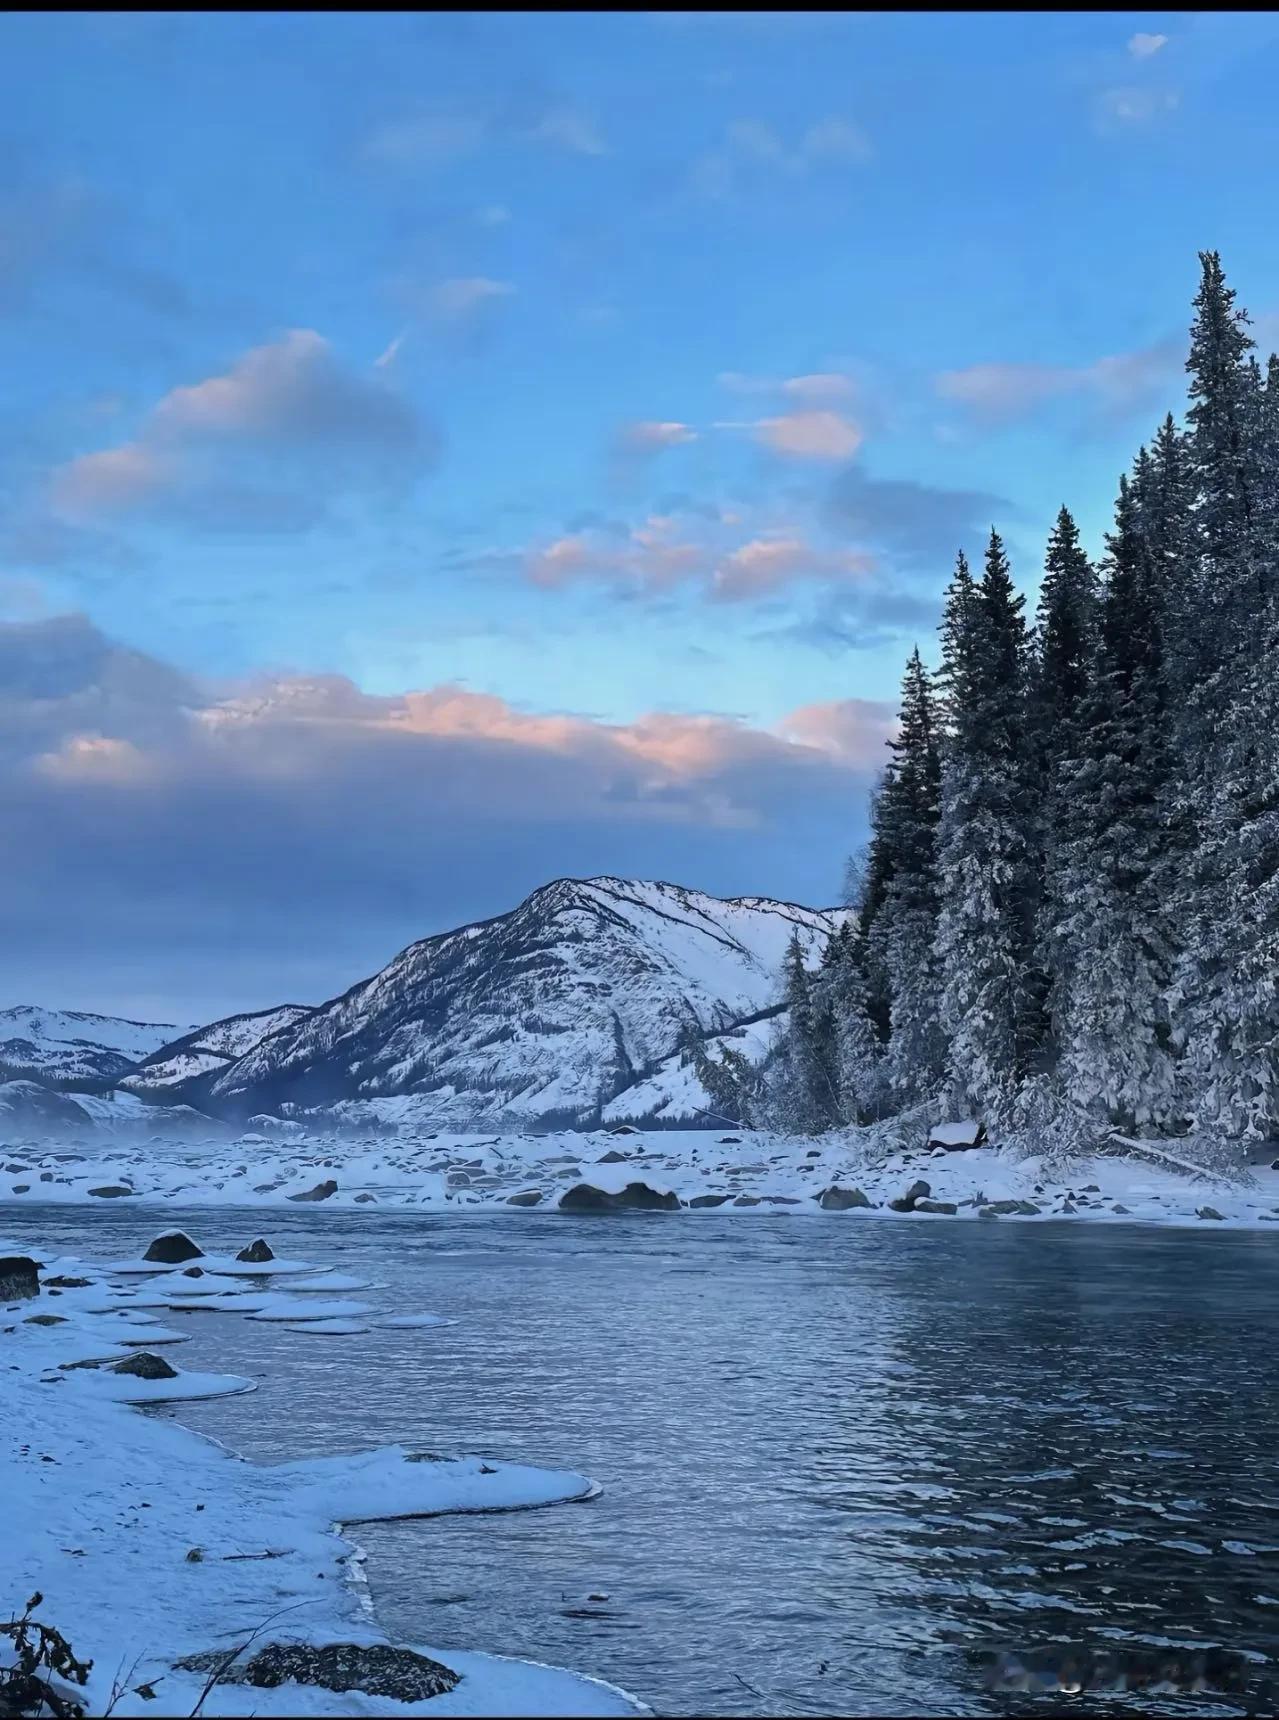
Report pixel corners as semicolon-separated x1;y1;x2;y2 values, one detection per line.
1128;31;1169;59
363;100;607;168
936;336;1181;426
526;512;870;601
716;408;864;460
1095;84;1180;129
615;420;699;455
691;115;871;197
48;329;430;531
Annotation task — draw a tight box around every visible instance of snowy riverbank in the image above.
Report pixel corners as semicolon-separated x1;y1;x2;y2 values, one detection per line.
1;1235;646;1718
1;1125;1276;1230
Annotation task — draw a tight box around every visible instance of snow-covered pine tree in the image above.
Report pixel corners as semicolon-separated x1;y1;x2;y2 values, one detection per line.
874;648;945;1101
1192;605;1279;1139
769;931;842;1132
1056;476;1177;1131
1185;249;1259;675
821;920;883;1122
934;531;1036;1118
1030;506;1097;1060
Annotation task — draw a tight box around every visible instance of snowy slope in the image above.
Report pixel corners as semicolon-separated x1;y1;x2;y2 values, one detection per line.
121;1004;315;1101
601;1015;782;1126
0;1005;191;1087
205;877;843;1127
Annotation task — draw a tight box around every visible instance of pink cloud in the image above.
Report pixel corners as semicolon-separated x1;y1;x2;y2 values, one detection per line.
754;410;864;460
51;444;172;517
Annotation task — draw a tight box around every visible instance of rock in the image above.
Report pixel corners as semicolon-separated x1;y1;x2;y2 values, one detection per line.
174;1642;459;1703
558;1181;680;1213
689;1193;731;1208
1080;1184;1100;1193
288;1179;338;1203
762;1194;800;1205
235;1239;275;1264
11;1184;29;1194
805;1148;822;1159
888;1178;931;1212
914;1199;958;1215
1197;1206;1225;1221
1271;1159;1279;1171
718;1136;741;1144
180;1266;206;1278
144;1230;205;1265
353;1193;378;1204
24;1313;66;1326
607;1124;639;1136
818;1185;871;1211
1111;1203;1130;1214
506;1190;543;1207
595;1149;630;1164
0;1257;40;1301
110;1351;177;1380
43;1275;91;1289
87;1185;134;1198
1059;1200;1078;1214
732;1194;761;1207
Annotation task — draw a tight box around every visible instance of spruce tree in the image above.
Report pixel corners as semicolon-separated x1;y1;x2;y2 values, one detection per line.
1030;506;1097;1057
875;648;945;1101
1056;477;1177;1131
935;530;1035;1117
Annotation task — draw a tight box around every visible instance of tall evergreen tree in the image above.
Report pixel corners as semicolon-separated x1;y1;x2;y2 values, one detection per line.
935;530;1035;1116
1185;250;1259;669
874;648;944;1100
822;921;884;1123
1056;477;1177;1130
772;932;841;1132
1030;506;1097;1058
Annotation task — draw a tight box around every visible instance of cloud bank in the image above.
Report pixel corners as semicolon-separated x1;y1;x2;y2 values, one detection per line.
1;614;891;1016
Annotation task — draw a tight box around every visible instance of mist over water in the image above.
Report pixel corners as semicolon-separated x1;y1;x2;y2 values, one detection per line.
10;1203;1279;1717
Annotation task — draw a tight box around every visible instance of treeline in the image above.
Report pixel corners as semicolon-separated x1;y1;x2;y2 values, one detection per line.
697;253;1279;1148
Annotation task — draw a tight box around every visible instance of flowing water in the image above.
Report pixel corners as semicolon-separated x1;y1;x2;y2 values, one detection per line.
9;1203;1279;1716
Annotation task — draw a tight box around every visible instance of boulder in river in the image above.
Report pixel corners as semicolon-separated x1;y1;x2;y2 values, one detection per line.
235;1238;275;1263
0;1256;40;1301
1197;1206;1225;1221
87;1185;134;1199
174;1642;459;1702
110;1351;177;1380
817;1185;871;1211
689;1193;732;1209
144;1230;205;1265
558;1181;680;1213
888;1179;931;1212
288;1179;338;1203
506;1190;543;1207
914;1198;958;1215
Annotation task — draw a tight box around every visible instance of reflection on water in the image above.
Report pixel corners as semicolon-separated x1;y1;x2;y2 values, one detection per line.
10;1204;1279;1716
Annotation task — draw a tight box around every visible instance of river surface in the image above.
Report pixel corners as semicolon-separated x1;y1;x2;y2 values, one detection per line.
8;1203;1279;1717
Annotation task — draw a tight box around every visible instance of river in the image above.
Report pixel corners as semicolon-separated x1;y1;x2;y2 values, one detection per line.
7;1203;1279;1716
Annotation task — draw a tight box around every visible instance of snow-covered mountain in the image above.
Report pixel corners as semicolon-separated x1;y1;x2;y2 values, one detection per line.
0;1006;192;1089
190;877;843;1128
120;1005;315;1103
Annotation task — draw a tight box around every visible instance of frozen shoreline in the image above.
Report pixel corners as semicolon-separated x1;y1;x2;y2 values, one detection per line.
1;1237;647;1718
1;1124;1277;1231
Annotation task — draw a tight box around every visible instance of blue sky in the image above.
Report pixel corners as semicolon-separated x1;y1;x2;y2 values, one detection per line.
3;10;1279;1016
